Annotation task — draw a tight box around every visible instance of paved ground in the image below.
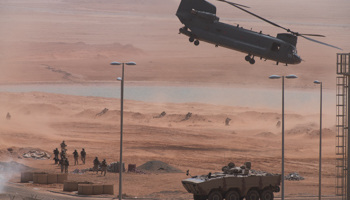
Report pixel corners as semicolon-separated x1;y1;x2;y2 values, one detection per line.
0;182;113;200
0;182;345;200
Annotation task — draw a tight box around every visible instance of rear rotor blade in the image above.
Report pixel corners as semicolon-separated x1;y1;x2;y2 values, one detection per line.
301;35;343;50
217;0;250;8
218;0;289;32
218;0;342;50
218;0;327;38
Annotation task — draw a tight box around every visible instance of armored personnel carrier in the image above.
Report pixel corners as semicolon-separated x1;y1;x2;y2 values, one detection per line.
182;162;281;200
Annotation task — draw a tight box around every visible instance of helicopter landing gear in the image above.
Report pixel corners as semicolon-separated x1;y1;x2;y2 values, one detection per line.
194;40;200;46
189;37;194;43
249;57;255;64
245;55;255;64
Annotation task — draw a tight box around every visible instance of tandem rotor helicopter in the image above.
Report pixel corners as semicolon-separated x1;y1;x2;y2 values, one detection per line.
176;0;342;65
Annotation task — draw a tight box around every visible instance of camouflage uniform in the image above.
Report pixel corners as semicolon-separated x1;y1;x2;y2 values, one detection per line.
73;150;79;165
101;159;107;176
53;148;59;164
93;157;100;174
64;158;69;173
60;149;66;159
60;140;67;151
80;148;86;164
60;158;65;173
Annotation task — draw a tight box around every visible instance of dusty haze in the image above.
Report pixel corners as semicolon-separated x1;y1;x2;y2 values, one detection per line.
0;0;349;199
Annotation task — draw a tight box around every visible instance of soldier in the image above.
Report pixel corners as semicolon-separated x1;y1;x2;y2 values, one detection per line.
59;158;65;173
225;117;231;126
80;148;86;164
54;157;60;165
60;140;67;151
276;121;281;128
60;149;66;159
73;150;79;165
64;158;69;173
53;148;59;164
101;159;107;176
93;157;100;174
6;112;11;120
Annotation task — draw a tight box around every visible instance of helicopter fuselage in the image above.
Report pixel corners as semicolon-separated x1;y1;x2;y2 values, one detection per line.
176;0;302;65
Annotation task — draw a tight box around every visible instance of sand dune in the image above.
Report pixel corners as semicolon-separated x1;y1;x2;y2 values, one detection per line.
0;92;338;198
0;0;348;198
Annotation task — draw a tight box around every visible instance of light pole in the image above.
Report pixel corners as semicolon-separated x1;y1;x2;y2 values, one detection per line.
269;74;298;200
314;80;322;200
110;61;136;200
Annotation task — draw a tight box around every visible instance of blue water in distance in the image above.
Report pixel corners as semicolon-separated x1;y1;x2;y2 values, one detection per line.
0;84;334;113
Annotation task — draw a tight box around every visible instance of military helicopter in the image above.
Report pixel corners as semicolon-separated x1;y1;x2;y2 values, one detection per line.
176;0;342;65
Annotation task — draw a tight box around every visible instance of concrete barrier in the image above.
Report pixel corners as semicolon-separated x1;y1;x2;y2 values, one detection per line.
57;173;68;183
64;181;93;191
64;181;78;191
32;173;47;184
36;174;48;184
47;174;58;184
128;164;136;172
20;172;33;183
22;172;67;184
103;184;114;195
93;185;104;195
78;184;93;195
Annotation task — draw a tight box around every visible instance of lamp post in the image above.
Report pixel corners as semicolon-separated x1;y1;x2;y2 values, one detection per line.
314;80;322;200
269;74;298;200
110;61;136;200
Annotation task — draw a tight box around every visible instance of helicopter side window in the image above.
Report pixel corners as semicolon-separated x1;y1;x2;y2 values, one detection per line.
271;43;280;52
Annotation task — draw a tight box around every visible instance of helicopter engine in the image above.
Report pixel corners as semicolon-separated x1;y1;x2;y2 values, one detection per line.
191;9;219;22
277;33;297;47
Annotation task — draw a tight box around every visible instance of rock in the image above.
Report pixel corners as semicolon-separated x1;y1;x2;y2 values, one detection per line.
285;172;305;181
137;160;183;173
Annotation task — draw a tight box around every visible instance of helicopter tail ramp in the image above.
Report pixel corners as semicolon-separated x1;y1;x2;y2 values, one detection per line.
336;53;350;200
176;0;216;24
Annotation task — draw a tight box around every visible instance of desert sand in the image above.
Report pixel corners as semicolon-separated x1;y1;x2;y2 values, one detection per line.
0;0;349;199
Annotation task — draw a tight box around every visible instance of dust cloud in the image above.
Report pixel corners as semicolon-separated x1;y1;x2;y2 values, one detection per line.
0;0;349;198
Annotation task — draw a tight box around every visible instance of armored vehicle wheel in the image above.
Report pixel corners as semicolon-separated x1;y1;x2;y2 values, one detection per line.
225;190;240;200
246;189;260;200
189;37;195;42
208;191;223;200
261;190;274;200
194;40;200;46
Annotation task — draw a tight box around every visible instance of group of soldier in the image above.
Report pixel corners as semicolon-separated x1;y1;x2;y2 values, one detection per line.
93;156;108;176
53;140;87;173
53;140;108;176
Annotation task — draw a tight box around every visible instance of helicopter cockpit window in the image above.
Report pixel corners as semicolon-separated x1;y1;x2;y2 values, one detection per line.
271;43;280;52
288;46;297;55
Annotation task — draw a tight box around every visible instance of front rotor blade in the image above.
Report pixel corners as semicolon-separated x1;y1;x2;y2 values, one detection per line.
218;0;289;32
299;33;325;37
301;35;343;50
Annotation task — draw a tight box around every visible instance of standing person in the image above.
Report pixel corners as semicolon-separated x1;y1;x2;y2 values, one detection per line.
80;148;86;164
101;159;107;176
93;157;100;174
73;150;79;165
6;112;11;120
64;158;69;173
60;140;67;151
53;148;59;164
60;149;66;159
59;158;65;173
